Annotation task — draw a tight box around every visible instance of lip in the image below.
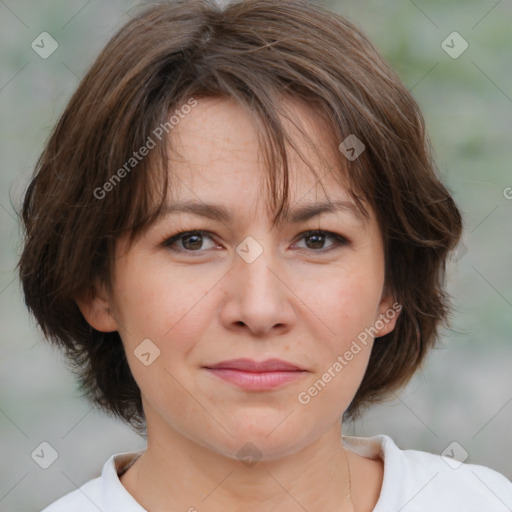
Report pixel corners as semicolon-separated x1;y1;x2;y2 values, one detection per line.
205;358;305;372
203;358;307;391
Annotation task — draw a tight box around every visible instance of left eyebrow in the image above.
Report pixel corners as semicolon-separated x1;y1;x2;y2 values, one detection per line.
157;199;367;225
286;200;368;225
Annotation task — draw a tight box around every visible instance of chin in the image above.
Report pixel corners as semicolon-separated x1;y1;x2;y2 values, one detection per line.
205;419;313;463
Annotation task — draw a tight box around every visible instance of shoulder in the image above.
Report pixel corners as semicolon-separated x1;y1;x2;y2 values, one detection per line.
344;434;512;512
40;477;103;512
40;451;144;512
395;441;512;511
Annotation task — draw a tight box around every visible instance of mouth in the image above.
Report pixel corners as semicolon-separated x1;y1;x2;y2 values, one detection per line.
203;358;307;391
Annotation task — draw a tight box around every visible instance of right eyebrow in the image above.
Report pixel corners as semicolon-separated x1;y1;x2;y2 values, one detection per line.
158;201;232;223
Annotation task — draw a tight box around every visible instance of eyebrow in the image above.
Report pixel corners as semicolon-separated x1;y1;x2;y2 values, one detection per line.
159;199;367;225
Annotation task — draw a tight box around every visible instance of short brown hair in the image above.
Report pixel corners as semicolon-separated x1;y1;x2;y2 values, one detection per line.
18;0;463;432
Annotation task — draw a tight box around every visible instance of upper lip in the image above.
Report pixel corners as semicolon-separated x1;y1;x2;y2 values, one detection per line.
204;358;306;372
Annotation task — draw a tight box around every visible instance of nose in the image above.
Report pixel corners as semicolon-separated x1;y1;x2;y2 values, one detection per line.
219;242;296;337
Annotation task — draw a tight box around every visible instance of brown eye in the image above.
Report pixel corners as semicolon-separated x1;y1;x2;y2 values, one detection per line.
162;230;217;253
294;230;348;252
304;232;326;249
181;233;205;250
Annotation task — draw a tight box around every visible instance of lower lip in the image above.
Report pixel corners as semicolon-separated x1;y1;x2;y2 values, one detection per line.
205;368;305;390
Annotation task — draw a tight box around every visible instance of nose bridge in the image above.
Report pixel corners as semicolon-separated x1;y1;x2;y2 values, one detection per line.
221;233;295;335
235;234;281;301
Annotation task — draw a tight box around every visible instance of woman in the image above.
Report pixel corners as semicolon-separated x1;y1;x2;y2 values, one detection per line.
19;0;512;510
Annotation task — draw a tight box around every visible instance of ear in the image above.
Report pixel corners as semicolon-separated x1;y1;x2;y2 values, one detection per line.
374;289;402;338
75;282;117;333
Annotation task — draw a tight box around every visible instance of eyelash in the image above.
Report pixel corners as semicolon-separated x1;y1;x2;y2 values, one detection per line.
160;229;349;256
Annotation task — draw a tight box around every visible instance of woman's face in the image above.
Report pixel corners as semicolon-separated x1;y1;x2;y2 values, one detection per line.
85;96;398;460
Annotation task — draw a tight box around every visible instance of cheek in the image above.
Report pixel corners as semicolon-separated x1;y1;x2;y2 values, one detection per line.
296;260;385;346
112;260;213;403
111;258;227;408
113;257;215;345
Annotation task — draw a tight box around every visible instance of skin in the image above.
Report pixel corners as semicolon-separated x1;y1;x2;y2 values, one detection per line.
78;96;400;512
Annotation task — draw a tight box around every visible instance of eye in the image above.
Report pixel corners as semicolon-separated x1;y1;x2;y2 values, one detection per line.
161;229;349;255
161;230;218;253
293;230;349;252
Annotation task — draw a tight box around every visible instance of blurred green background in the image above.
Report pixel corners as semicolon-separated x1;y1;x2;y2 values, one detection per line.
0;0;511;510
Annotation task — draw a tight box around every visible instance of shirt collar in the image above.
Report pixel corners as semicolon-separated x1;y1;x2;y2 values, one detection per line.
100;435;399;511
101;450;146;511
343;434;403;511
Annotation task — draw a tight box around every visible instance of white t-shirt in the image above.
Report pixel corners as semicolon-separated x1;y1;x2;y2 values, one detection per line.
41;434;512;511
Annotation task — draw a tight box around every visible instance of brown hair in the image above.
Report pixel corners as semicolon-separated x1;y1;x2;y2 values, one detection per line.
18;0;463;432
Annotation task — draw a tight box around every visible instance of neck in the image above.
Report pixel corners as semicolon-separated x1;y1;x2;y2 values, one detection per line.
121;415;354;512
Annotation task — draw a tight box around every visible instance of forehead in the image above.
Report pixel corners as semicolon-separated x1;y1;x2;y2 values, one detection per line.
166;96;362;221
